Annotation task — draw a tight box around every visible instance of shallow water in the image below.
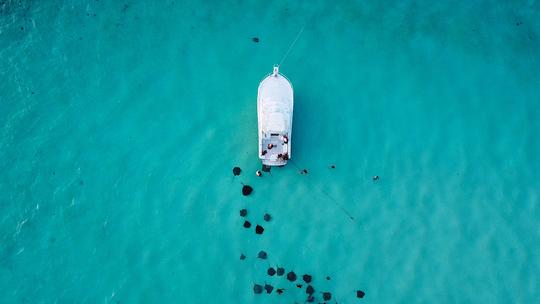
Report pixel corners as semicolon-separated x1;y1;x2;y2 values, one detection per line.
1;1;539;303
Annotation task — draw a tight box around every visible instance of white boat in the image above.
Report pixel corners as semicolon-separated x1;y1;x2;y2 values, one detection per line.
257;65;293;166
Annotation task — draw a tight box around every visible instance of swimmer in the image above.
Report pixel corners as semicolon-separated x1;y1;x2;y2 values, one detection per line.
261;150;267;156
282;135;288;143
267;143;273;149
256;170;262;177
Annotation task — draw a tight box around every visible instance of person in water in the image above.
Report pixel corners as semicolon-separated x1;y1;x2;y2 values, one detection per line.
282;135;288;144
256;170;262;177
262;150;267;156
267;143;273;149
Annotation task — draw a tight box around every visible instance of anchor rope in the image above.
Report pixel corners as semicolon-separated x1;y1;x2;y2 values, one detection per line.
278;23;307;67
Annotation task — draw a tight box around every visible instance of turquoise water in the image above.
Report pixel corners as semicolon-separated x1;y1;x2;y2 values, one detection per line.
1;0;539;303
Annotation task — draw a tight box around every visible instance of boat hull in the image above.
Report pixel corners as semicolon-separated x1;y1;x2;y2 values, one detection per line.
257;67;294;166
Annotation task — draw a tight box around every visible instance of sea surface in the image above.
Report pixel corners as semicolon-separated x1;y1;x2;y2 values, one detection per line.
1;1;539;303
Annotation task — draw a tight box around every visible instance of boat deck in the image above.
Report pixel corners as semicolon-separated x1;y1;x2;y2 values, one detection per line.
261;134;288;165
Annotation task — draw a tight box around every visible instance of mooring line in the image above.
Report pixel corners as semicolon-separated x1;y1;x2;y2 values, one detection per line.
289;160;355;221
278;23;307;67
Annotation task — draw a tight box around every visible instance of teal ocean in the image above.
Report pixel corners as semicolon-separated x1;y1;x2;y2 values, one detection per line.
1;1;539;303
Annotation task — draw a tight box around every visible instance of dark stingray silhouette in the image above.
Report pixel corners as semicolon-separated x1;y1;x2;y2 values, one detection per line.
240;209;247;217
286;271;297;282
242;185;253;196
276;267;285;276
257;250;267;259
253;284;263;294
322;292;332;301
233;167;241;176
264;284;273;294
303;274;312;283
267;267;276;276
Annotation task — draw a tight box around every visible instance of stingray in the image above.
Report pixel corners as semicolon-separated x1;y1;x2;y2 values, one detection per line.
255;225;264;234
357;290;365;298
253;284;263;294
263;213;272;222
307;295;315;303
326;276;331;280
302;274;312;283
252;37;260;43
264;284;273;294
262;164;271;172
233;167;241;176
257;250;267;259
267;267;276;276
243;220;251;228
276;267;285;276
330;164;336;169
276;288;284;295
242;185;253;196
286;271;297;282
322;292;332;301
239;209;247;217
306;285;314;295
240;254;246;260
